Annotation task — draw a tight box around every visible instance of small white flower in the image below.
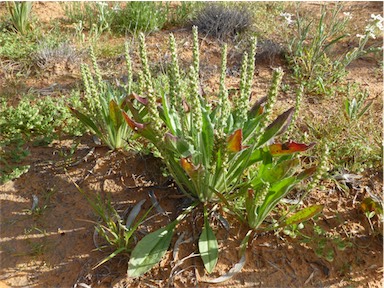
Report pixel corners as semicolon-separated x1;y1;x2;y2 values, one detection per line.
365;25;376;39
343;12;352;19
371;14;383;21
356;34;365;39
96;2;108;7
112;4;121;12
370;14;384;31
280;12;294;25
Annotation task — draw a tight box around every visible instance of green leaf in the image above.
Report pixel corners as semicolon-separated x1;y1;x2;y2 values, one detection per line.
258;107;294;146
94;247;125;269
199;214;218;274
261;158;299;183
357;100;373;119
109;99;122;128
254;176;297;228
128;221;177;278
283;205;323;227
249;96;267;117
68;106;102;137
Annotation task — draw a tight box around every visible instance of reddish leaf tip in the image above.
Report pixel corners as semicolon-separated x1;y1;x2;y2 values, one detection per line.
269;141;315;156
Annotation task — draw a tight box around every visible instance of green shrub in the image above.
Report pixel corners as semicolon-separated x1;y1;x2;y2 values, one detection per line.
75;184;152;268
166;2;202;27
64;1;201;38
0;94;84;144
297;83;382;173
283;4;383;96
64;2;114;34
0;30;37;60
111;2;168;34
0;93;84;183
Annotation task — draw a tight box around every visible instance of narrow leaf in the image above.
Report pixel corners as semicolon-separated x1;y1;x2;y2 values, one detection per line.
203;253;246;283
93;247;126;270
126;199;146;229
202;229;251;283
130;92;148;106
249;96;267;117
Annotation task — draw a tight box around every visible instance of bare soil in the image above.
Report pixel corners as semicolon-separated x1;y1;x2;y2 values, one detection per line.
0;2;383;288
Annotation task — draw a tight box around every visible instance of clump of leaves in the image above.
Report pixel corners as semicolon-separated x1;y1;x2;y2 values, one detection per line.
63;2;114;34
7;1;33;35
343;83;373;121
192;3;252;41
69;45;139;151
121;27;318;278
299;83;381;173
0;30;38;61
283;4;382;97
74;183;152;268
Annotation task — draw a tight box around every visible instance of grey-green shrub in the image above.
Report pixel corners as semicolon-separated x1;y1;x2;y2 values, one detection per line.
192;3;252;40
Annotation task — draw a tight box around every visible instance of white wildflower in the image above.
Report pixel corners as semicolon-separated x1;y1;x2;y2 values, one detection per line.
343;12;352;19
365;25;376;39
370;14;384;31
356;34;365;39
96;2;108;7
280;12;294;25
371;14;383;21
112;4;121;12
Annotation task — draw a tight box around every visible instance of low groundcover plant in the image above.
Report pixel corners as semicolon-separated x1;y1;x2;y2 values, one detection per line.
109;27;319;279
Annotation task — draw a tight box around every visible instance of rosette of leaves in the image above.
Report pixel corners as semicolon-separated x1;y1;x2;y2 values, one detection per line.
122;27;318;278
69;45;135;150
7;1;33;35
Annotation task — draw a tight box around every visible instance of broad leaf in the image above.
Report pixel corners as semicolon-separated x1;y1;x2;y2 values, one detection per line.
283;205;323;227
257;107;295;146
269;141;315;156
227;129;248;152
261;158;299;183
199;217;218;274
109;100;122;128
128;221;177;278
